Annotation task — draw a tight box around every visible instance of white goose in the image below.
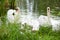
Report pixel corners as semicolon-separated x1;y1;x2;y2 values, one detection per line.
7;7;20;23
38;7;60;31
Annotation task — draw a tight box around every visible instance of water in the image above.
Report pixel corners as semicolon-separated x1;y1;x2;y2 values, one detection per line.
26;0;34;13
16;0;35;14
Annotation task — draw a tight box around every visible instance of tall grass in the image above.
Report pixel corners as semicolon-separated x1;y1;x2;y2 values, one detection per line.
0;22;60;40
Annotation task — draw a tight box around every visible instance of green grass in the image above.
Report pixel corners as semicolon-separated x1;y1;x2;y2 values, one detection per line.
0;23;60;40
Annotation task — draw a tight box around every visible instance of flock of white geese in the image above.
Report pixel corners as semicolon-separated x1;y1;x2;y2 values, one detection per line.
7;7;60;31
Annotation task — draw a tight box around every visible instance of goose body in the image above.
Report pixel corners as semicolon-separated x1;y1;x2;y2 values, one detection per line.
7;8;20;23
7;9;16;23
38;7;60;31
20;15;40;30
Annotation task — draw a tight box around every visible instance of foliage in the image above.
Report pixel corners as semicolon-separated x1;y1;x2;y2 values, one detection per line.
0;0;16;17
0;23;60;40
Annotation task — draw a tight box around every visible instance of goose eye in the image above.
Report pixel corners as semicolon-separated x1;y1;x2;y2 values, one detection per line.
12;13;15;15
48;9;49;10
